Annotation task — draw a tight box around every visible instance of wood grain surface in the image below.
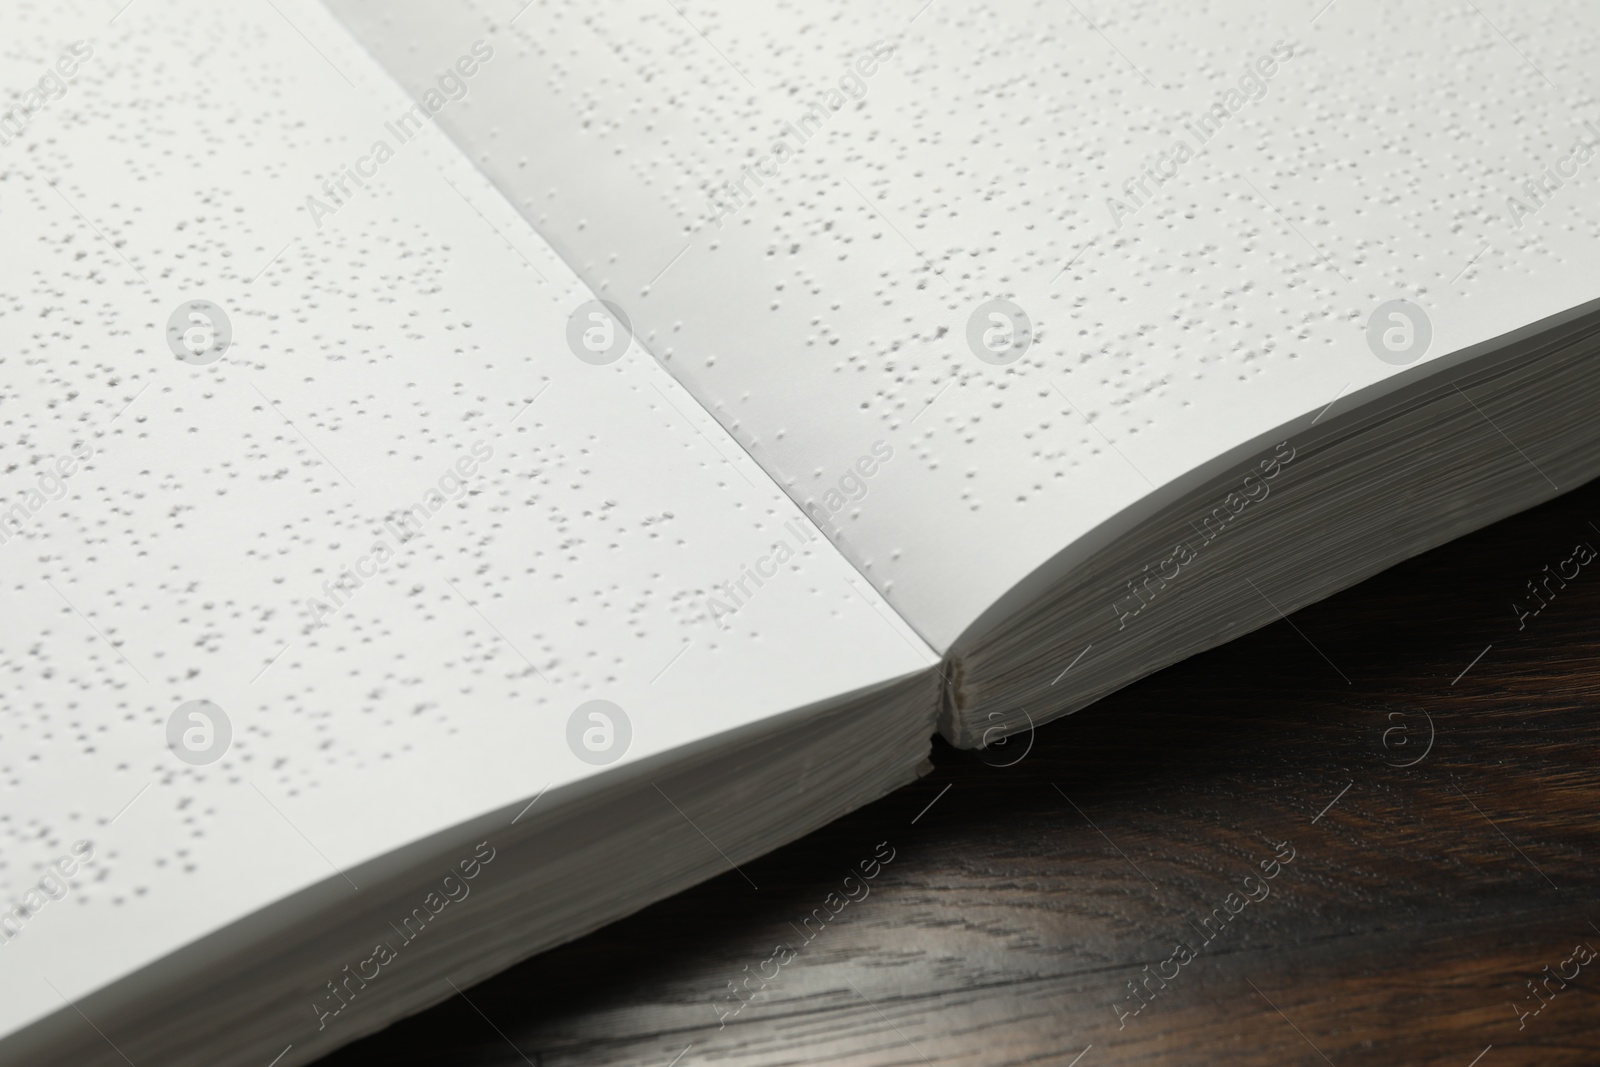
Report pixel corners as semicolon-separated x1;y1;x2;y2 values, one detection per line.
322;477;1600;1067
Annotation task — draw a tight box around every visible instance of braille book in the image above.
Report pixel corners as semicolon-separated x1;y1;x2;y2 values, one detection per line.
5;1;1597;1064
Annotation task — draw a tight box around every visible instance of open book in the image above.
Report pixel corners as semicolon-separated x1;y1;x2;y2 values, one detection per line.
4;1;1597;1063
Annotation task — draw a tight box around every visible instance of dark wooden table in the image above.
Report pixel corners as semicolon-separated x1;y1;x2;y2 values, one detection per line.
323;479;1600;1067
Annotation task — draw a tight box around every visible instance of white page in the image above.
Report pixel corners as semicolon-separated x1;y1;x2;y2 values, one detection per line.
0;0;934;1044
327;0;1600;649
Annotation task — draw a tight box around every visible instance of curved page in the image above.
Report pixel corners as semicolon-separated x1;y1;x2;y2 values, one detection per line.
0;0;934;1051
329;0;1600;649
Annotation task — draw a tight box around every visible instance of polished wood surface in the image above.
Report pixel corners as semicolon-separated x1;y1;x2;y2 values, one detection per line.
324;478;1600;1067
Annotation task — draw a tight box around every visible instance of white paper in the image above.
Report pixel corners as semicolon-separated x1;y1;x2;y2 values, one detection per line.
0;0;933;1043
327;0;1600;648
